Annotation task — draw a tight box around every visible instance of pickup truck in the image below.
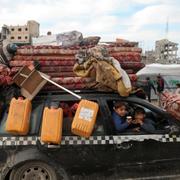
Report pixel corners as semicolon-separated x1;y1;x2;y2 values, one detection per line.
0;91;180;180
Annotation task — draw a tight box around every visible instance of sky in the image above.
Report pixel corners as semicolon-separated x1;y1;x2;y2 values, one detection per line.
0;0;180;54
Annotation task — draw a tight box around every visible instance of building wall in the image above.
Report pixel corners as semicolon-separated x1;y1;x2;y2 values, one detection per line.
27;20;39;37
141;50;156;65
155;39;178;64
5;20;39;44
7;24;30;43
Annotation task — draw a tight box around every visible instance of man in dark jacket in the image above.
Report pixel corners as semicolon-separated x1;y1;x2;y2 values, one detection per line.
157;74;164;93
156;74;165;106
144;77;156;102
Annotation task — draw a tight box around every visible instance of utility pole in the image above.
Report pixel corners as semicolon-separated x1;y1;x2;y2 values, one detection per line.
165;17;169;39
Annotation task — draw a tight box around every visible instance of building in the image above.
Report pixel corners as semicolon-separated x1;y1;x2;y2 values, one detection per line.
155;39;179;64
0;25;10;41
142;50;156;65
0;20;39;44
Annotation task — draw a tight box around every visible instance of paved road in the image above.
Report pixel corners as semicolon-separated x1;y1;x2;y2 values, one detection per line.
71;162;180;180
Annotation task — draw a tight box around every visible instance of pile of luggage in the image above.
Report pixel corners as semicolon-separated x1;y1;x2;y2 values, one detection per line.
10;45;94;90
8;39;143;91
106;39;144;73
0;36;145;142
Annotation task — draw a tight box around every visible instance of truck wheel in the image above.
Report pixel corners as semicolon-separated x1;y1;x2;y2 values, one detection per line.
9;161;58;180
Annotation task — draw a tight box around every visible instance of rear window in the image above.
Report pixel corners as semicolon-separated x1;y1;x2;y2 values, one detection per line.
61;100;105;136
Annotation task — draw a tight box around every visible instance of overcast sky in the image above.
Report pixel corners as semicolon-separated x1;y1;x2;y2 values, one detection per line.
0;0;180;54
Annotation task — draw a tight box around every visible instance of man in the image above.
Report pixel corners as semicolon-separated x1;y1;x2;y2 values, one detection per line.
144;77;156;102
156;74;165;106
157;74;164;93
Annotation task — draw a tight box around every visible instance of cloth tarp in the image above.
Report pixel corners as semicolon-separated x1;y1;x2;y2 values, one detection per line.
137;63;180;76
73;46;132;96
136;63;180;92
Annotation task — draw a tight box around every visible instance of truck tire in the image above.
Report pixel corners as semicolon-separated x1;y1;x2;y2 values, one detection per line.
9;161;58;180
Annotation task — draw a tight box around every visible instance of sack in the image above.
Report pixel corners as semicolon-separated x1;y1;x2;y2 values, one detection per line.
0;40;17;65
56;30;83;47
80;36;100;46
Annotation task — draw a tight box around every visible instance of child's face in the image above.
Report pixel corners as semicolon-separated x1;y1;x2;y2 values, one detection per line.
115;106;126;117
134;113;144;122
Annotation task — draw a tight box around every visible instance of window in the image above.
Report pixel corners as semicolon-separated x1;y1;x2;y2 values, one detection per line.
92;110;105;135
25;27;28;31
11;36;14;39
107;100;170;135
11;28;14;31
18;28;22;31
18;36;21;39
25;36;28;39
61;100;104;136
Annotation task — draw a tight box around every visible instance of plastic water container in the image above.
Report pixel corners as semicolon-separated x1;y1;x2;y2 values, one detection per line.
71;100;99;138
41;107;63;144
5;97;32;135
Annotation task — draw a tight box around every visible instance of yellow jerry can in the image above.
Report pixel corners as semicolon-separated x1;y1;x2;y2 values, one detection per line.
41;107;63;144
71;100;99;138
5;97;32;135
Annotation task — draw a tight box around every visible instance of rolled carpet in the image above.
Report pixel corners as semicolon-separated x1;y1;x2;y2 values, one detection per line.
10;60;75;67
120;62;145;70
10;66;74;74
51;77;94;85
107;47;142;53
12;55;75;61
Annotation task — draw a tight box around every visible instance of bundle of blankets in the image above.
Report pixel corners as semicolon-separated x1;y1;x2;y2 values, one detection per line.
161;91;180;121
0;39;144;97
0;40;17;86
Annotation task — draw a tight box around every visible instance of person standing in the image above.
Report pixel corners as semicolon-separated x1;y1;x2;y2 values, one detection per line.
157;74;165;93
144;77;156;102
156;74;165;106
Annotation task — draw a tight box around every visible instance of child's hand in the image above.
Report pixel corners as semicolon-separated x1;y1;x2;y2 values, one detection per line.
126;116;132;124
132;120;138;124
133;127;140;132
139;120;143;126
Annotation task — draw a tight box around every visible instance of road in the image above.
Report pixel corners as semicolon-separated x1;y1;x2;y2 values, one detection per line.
71;162;180;180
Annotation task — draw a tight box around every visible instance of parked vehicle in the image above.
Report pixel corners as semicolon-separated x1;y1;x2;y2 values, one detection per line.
0;91;180;180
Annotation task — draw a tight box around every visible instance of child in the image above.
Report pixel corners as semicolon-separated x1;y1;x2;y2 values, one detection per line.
132;107;155;133
112;101;132;132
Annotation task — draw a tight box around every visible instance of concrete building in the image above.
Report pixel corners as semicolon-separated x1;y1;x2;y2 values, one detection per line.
0;20;39;44
155;39;179;64
142;50;156;65
0;25;10;41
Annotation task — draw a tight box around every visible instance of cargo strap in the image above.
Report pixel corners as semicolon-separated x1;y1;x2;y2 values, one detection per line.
0;134;180;147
